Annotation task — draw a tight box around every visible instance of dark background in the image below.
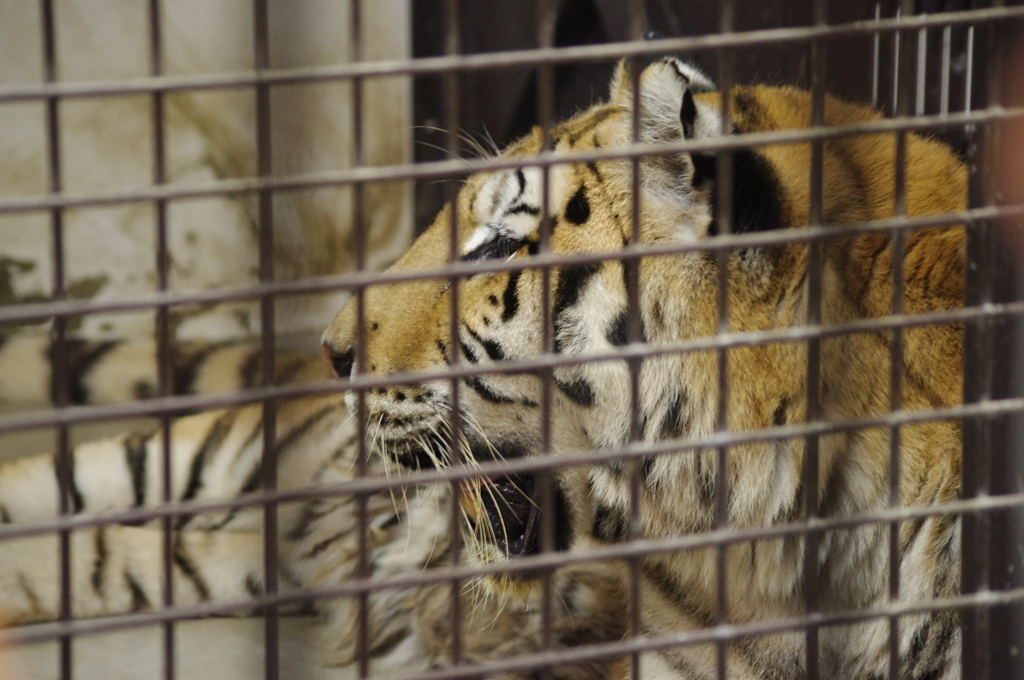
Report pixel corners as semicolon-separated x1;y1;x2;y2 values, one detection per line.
411;0;987;231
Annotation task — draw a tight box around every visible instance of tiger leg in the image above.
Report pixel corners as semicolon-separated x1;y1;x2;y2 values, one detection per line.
0;525;264;626
0;393;348;526
0;393;353;627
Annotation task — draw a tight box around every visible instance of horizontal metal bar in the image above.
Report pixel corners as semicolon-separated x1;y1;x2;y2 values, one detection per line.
0;294;1021;435
4;569;1023;664
1;105;1021;216
1;393;1022;544
0;6;1019;105
311;587;1024;680
0;200;1021;328
1;488;1018;593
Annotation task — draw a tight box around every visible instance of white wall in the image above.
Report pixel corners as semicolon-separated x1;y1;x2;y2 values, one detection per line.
0;0;412;340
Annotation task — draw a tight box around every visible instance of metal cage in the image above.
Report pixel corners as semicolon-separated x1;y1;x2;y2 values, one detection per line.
0;1;1022;679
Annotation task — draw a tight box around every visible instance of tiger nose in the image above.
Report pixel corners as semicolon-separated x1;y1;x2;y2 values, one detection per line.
322;342;355;380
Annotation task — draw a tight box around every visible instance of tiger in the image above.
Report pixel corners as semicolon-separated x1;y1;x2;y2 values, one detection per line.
320;57;967;679
0;56;966;680
0;336;624;677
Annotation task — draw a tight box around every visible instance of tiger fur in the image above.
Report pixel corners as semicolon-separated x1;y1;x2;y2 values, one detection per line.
0;344;624;676
320;58;967;679
1;57;966;679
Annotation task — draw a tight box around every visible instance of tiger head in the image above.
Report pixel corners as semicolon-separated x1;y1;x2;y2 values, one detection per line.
320;55;966;593
321;57;738;579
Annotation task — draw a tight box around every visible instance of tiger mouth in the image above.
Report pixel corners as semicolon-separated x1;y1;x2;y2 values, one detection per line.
386;437;570;561
461;471;574;564
460;473;541;558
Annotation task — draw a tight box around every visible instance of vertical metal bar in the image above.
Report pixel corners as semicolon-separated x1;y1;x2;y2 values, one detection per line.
625;5;648;679
892;8;901;115
964;26;974;114
887;5;914;679
147;2;175;679
349;2;372;677
715;4;735;678
916;27;927;116
624;5;647;680
940;26;951;116
872;2;881;108
803;1;827;677
252;2;278;679
961;13;999;680
443;0;464;667
40;2;72;678
535;1;557;674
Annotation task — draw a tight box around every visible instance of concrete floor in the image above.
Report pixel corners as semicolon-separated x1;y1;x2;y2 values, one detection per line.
0;617;354;680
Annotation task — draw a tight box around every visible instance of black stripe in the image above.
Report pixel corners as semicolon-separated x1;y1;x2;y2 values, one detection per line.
902;612;956;680
501;270;521;322
238;347;263;389
273;403;342;460
56;454;86;514
463;376;515;404
208;507;242;531
554;374;595;407
564;186;591;225
562;106;619;145
656;646;711;680
640;558;715;628
505;203;540;217
175;412;237;529
56;340;118;405
731;89;763;127
900;517;927;557
772;397;789;427
276;356;310;385
124;434;148;507
91;527;107;594
693;148;784;236
695;454;715;507
369;628;415;660
606;310;629;347
17;573;42;615
553;263;600;324
690;152;716;191
459;341;479;364
660;392;686;440
173;537;211;601
287;500;336;541
302;527;355;559
730;149;783;233
0;503;9;523
465;328;505;361
514;169;526;199
640;455;656;482
181;413;236;501
172;343;225;395
904;619;933;673
230;416;270;468
124;570;151;611
591;502;627;543
245;573;263;597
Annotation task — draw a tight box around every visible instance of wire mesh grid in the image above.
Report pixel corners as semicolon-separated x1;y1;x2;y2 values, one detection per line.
0;1;1023;679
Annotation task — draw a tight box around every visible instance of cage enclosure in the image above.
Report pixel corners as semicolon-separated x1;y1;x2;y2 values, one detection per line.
0;1;1022;679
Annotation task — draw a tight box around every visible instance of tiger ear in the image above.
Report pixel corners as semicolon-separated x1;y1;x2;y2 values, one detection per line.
610;57;716;144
